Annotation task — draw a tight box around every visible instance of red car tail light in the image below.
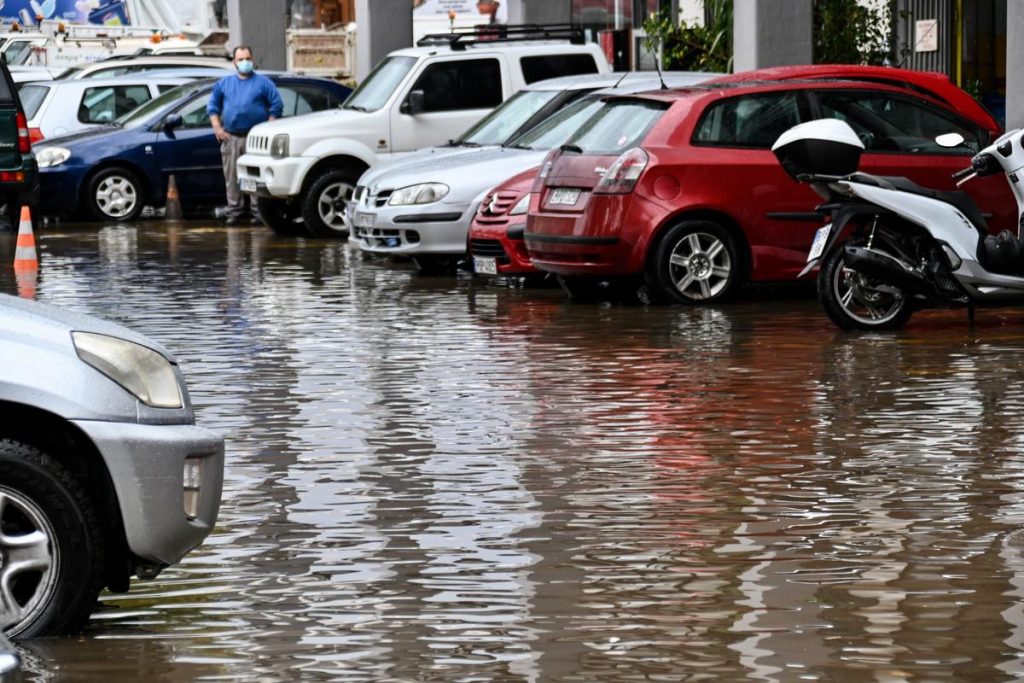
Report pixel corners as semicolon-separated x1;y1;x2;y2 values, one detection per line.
17;112;30;153
28;127;44;145
593;148;649;194
533;149;559;192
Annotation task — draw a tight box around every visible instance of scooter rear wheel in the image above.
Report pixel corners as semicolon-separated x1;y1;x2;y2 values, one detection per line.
818;239;913;331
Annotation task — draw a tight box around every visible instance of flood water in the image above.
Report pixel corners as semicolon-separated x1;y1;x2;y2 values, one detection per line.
7;221;1024;681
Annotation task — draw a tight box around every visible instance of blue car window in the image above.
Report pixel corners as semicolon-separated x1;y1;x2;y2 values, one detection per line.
178;93;213;129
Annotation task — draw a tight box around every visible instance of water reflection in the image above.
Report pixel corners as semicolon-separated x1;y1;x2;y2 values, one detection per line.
5;222;1024;680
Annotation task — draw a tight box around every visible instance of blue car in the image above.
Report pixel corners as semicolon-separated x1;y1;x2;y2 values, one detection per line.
35;75;352;221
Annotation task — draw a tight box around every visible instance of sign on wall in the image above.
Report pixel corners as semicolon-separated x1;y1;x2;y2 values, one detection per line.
915;19;939;52
0;0;131;25
413;0;508;23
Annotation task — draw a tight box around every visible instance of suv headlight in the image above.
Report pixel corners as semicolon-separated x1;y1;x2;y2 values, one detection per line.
36;147;70;168
270;134;289;159
389;182;449;206
72;332;184;409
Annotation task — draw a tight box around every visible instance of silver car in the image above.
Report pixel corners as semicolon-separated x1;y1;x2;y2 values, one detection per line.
0;294;223;638
349;72;714;272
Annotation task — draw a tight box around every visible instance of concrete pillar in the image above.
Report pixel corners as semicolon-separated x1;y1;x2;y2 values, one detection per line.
1007;0;1024;129
355;0;414;82
733;0;813;73
227;0;287;71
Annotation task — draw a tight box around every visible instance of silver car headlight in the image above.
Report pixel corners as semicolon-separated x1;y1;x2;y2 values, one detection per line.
388;182;449;206
36;147;70;168
270;134;289;159
509;193;531;215
72;331;184;409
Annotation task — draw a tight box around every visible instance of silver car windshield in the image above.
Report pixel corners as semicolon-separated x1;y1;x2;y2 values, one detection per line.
344;56;417;113
458;89;560;146
505;96;603;151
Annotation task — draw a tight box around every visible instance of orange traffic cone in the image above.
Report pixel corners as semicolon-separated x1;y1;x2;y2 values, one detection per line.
13;206;38;299
13;206;37;273
165;174;182;221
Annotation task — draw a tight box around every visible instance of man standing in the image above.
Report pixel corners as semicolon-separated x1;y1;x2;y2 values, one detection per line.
208;45;283;225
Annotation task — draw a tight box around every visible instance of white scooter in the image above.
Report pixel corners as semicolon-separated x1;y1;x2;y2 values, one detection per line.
771;118;1024;330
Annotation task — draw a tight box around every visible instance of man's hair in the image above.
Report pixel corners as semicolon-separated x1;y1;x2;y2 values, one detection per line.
232;45;253;59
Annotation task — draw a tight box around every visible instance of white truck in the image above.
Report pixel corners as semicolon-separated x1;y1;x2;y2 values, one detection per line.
236;25;610;237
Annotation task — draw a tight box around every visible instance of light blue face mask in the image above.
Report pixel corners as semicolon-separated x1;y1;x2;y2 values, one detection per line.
236;59;254;75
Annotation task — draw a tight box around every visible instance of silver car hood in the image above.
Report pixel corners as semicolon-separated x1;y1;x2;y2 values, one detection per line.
365;147;544;203
0;294;175;361
360;145;501;187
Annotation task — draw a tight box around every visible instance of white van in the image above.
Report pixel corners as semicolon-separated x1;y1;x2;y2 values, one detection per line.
237;25;610;236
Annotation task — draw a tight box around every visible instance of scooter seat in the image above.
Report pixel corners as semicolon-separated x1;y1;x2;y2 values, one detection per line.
850;173;988;235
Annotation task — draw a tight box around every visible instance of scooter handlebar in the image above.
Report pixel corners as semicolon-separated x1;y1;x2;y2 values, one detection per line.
952;166;974;180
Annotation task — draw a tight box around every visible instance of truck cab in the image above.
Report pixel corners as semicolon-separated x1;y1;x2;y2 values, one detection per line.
236;25;610;237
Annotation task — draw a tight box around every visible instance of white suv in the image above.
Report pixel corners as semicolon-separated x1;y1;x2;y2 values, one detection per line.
236;26;609;237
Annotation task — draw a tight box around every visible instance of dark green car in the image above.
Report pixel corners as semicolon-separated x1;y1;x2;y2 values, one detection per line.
0;60;37;226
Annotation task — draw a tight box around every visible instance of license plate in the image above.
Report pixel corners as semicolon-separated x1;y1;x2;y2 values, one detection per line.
239;177;257;193
354;212;374;228
548;188;580;206
474;256;497;275
807;224;831;261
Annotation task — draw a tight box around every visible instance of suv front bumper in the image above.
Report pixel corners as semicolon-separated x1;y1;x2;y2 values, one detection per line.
237;153;313;199
73;419;224;568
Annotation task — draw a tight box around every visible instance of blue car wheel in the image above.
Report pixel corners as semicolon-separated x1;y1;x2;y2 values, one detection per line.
85;167;144;222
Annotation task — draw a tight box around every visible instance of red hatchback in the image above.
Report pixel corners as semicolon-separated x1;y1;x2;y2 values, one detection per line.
525;68;1011;302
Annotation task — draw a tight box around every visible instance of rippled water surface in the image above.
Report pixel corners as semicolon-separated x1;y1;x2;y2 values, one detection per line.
7;221;1024;681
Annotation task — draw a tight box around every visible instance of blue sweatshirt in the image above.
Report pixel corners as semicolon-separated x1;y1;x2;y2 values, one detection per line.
207;73;284;134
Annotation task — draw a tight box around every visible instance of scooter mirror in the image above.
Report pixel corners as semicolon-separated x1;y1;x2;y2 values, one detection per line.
936;132;966;148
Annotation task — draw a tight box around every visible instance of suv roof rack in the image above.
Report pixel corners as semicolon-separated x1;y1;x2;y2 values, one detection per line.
416;23;585;50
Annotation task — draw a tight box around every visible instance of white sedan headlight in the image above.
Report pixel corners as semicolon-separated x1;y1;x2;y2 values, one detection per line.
36;147;70;168
388;182;449;206
72;332;183;409
509;193;532;215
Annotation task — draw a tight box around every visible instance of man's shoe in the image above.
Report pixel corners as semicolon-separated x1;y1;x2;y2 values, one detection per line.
225;216;240;226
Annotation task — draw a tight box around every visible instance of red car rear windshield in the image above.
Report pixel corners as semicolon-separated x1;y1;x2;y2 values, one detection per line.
565;99;668;155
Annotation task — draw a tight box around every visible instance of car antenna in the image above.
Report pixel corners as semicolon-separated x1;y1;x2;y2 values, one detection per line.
612;71;630;88
653;51;668;90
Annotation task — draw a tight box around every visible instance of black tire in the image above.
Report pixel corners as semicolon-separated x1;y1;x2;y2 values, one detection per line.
0;440;104;638
817;239;913;331
256;197;304;236
412;254;460;275
84;167;145;222
645;220;738;304
300;167;358;238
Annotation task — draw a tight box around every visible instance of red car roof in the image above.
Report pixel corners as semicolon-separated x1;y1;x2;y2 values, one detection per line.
707;64;999;133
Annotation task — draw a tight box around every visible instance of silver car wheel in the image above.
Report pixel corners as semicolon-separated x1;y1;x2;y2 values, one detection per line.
316;181;353;231
667;231;732;301
0;487;58;636
95;175;139;219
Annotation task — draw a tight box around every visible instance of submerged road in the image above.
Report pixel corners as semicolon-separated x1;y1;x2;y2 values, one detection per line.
6;221;1024;681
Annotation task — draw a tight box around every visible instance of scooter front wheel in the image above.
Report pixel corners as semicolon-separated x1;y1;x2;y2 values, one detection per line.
818;240;913;331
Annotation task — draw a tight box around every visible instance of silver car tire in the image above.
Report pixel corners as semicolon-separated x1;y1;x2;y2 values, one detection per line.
0;441;104;638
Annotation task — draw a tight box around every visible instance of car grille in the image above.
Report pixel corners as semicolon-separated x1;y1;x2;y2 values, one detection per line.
475;191;520;225
247;133;270;155
470;238;507;259
355;185;394;209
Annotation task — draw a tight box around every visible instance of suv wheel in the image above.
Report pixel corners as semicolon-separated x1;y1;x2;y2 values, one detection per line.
85;168;144;222
256;197;304;236
301;168;357;238
0;440;104;638
646;220;737;304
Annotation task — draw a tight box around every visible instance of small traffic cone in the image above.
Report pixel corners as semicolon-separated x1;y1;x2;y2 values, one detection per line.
13;205;37;273
165;174;182;221
13;206;38;299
